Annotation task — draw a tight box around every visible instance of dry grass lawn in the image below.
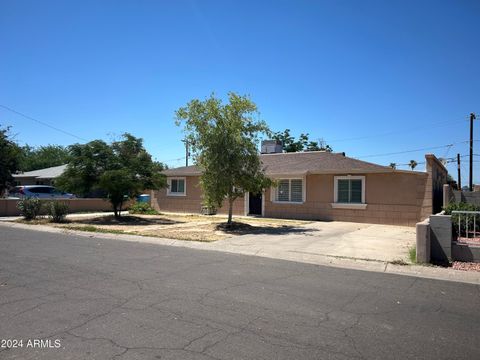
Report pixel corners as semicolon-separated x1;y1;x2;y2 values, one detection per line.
46;212;311;242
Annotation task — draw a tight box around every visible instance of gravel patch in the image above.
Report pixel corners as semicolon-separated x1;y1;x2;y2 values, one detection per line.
457;236;480;245
452;261;480;272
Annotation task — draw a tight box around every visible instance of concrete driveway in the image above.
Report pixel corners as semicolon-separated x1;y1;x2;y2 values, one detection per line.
210;221;416;263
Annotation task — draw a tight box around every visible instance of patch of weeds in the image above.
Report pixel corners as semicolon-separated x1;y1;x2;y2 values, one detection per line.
390;259;408;266
408;246;416;264
62;225;127;235
15;217;50;225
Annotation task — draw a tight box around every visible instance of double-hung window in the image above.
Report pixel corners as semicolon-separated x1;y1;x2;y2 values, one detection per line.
274;179;304;203
167;178;186;196
333;176;366;207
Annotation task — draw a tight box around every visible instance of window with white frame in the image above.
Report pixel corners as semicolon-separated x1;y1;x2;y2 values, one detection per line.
334;176;365;204
167;178;186;196
274;179;304;203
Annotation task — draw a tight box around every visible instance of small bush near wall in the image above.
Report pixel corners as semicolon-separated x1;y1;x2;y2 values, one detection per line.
444;202;480;237
443;202;480;214
17;198;42;220
129;202;159;215
46;201;69;223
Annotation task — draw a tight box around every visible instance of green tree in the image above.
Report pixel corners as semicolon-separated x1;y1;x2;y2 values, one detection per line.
175;93;273;225
0;126;22;195
98;169;137;217
272;129;307;152
305;141;320;151
56;140;114;197
19;144;69;172
56;134;166;217
389;163;397;169
306;140;333;152
273;129;332;152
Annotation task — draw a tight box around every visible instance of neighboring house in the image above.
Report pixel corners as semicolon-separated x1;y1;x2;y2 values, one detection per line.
12;164;67;186
151;146;447;226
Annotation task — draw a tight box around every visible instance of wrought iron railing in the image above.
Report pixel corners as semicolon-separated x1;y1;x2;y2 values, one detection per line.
451;210;480;239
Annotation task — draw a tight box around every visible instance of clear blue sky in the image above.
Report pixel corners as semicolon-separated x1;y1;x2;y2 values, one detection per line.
1;0;479;182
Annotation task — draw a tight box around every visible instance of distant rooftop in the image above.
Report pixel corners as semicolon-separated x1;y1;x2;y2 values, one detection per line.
13;164;68;179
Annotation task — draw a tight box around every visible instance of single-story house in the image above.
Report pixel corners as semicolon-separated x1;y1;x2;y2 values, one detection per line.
150;148;447;226
13;164;67;186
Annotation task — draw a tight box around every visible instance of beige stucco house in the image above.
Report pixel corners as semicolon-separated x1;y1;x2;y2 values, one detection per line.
151;151;447;226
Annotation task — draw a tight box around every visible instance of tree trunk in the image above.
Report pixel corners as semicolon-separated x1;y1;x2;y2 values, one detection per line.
112;202;119;218
227;198;234;225
118;201;123;218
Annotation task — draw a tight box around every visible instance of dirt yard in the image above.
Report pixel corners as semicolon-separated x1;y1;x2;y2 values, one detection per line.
50;213;311;242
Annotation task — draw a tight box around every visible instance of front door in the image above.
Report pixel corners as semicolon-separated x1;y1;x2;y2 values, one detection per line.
248;192;262;215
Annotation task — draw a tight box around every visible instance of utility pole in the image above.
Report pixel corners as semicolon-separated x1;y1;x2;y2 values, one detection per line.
457;153;461;190
469;113;476;191
182;138;190;167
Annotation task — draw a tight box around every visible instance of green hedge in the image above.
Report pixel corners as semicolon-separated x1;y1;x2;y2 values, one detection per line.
444;202;480;237
129;202;159;215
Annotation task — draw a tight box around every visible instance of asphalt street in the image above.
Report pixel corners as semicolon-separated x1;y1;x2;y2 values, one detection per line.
0;225;479;360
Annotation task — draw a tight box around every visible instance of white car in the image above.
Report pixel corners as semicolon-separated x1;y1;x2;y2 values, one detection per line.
8;186;76;199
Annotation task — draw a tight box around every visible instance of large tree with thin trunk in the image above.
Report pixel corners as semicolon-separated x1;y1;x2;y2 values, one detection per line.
56;133;166;218
175;93;273;225
19;144;69;172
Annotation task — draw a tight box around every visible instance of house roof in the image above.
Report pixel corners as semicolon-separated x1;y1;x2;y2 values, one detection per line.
162;151;416;176
13;164;68;179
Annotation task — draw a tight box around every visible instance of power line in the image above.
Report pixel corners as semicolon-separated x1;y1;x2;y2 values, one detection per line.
0;104;88;142
356;140;477;159
327;118;467;143
162;156;186;162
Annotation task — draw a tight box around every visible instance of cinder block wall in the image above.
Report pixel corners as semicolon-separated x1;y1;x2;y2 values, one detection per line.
264;172;428;226
0;198;115;216
150;176;244;216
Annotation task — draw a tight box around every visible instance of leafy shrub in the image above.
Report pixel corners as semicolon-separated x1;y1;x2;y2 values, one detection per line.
129;202;158;215
46;201;69;222
17;197;42;220
443;202;480;237
443;202;480;215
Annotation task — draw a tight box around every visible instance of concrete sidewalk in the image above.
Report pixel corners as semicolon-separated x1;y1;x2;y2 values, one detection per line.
0;211;128;222
1;221;479;285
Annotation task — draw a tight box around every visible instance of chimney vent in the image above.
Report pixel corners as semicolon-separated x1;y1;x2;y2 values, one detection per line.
261;140;283;154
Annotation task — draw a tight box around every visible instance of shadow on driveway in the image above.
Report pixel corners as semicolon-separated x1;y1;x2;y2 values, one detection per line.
216;221;318;236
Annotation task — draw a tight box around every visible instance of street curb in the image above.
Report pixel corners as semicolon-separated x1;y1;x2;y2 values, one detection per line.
1;221;479;285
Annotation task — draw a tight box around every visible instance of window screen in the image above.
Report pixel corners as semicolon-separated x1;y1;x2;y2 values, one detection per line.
337;179;363;203
337;180;350;203
276;179;303;202
277;180;290;202
170;179;185;194
291;179;303;202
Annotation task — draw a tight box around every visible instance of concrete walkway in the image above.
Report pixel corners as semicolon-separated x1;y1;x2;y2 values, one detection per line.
1;221;479;284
